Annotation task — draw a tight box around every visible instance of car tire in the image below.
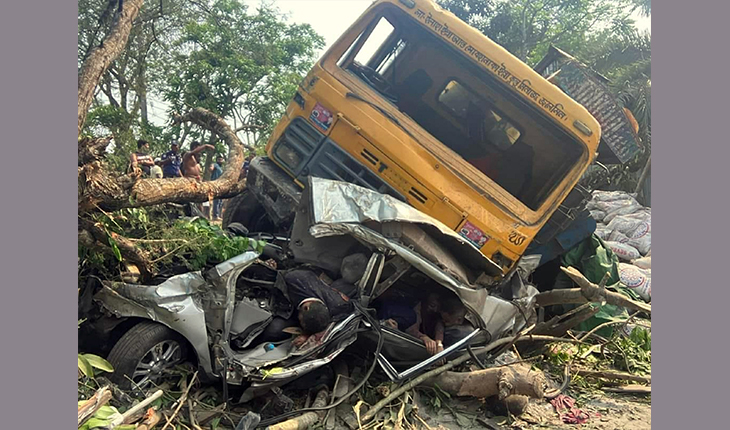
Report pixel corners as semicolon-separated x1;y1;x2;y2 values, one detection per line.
106;321;189;392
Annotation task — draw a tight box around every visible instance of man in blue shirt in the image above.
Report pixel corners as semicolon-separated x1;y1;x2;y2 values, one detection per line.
209;154;225;220
242;152;255;178
160;141;182;178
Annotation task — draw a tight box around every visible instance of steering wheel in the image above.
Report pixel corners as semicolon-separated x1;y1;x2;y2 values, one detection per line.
352;63;399;103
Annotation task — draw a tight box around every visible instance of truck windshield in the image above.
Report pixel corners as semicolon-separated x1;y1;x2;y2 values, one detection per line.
335;10;584;212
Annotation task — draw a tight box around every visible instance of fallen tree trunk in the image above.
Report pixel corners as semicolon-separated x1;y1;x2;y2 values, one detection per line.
361;334;582;423
535;267;651;315
420;364;546;400
79;108;251;214
78;136;113;165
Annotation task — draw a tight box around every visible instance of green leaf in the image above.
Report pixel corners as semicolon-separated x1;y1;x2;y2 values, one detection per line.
107;235;122;262
81;417;111;429
78;355;94;378
94;405;119;419
211;416;221;429
82;354;115;373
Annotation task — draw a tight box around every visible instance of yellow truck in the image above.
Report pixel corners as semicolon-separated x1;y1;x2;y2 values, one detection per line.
224;0;639;280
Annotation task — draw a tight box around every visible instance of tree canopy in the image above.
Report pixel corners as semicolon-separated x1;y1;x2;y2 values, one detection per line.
79;0;324;166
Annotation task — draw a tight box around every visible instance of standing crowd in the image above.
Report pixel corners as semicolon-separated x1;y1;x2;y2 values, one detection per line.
129;138;256;221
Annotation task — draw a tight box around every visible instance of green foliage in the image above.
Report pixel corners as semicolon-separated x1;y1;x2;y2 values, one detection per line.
163;0;324;142
439;0;637;65
545;324;651;385
79;208;265;282
80;0;325;168
78;404;135;430
609;326;651;374
78;353;115;379
162;217;264;270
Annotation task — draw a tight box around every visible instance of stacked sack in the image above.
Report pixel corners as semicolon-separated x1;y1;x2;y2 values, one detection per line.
588;190;651;302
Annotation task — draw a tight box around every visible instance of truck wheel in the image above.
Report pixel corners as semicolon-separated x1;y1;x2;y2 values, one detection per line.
222;189;265;228
106;321;189;392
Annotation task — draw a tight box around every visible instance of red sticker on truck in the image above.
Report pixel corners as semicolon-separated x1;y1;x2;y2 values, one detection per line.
310;103;333;131
459;221;489;248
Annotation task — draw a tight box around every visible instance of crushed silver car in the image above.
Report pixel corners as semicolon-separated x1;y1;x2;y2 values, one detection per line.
94;177;537;400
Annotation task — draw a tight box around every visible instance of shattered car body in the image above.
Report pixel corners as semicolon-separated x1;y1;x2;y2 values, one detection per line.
95;178;536;397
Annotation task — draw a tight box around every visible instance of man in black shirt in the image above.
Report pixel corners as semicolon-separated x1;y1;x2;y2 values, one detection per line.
284;269;355;335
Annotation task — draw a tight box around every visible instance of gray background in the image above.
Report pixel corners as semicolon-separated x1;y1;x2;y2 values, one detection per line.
0;0;78;426
0;0;722;427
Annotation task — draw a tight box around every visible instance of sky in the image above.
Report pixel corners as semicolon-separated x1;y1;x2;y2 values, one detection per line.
148;0;651;126
271;0;651;58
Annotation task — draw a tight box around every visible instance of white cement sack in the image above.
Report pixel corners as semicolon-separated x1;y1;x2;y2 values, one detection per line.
609;230;630;243
590;210;606;222
609;228;651;256
606;241;641;261
604;203;642;223
595;226;612;240
632;256;652;270
619;263;651;302
591;190;638;203
628;233;651;256
607;216;651;238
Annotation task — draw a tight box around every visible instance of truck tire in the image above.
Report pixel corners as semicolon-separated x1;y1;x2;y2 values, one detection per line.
222;189;267;229
106;321;189;392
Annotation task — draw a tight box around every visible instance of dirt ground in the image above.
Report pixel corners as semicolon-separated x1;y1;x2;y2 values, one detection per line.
415;392;650;430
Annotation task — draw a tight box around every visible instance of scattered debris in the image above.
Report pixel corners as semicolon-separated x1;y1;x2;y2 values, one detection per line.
550;394;595;424
78;386;112;427
602;385;652;395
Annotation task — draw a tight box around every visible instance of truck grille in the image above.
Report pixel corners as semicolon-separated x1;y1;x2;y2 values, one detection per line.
297;139;405;202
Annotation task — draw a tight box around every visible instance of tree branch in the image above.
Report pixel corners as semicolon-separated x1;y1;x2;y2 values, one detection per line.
78;218;154;277
78;136;113;166
535;267;651;315
78;0;144;136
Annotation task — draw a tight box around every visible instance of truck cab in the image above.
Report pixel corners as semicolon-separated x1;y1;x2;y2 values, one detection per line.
227;0;603;279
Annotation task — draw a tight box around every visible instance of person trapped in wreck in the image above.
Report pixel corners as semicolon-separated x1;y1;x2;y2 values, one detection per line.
256;253;369;347
438;295;473;347
377;291;444;355
378;290;472;356
285;270;353;345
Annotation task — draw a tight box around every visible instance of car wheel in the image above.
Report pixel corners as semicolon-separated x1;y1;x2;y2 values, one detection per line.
106;321;189;392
